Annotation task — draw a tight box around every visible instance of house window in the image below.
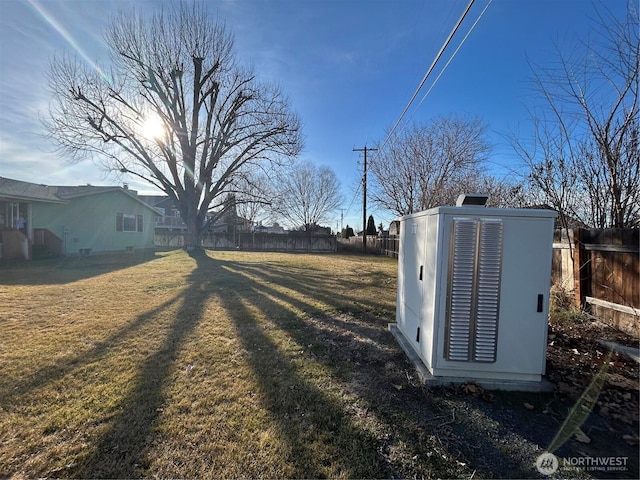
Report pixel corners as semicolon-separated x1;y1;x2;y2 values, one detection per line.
116;213;143;232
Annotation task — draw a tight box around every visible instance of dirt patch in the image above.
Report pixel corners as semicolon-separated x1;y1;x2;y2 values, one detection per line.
307;310;639;479
547;318;639;424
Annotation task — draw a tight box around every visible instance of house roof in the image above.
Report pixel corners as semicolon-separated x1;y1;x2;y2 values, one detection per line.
138;195;178;210
0;177;65;203
55;185;124;200
0;177;161;213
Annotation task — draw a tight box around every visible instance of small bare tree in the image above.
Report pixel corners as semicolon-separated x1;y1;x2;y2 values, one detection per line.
512;2;639;228
369;115;492;217
47;3;302;248
232;170;274;229
270;162;342;231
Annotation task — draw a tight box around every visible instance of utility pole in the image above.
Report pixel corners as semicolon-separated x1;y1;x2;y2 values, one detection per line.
353;145;377;252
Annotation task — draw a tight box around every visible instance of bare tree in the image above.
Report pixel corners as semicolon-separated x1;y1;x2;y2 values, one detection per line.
369;115;492;217
231;170;274;229
270;162;342;230
463;174;530;209
512;2;639;228
46;3;302;248
510;117;584;233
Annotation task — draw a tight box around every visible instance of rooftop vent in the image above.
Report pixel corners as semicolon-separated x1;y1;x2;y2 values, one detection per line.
456;193;488;207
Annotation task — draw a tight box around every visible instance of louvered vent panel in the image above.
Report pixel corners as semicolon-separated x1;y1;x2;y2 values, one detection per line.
473;220;503;362
446;218;504;363
445;219;477;361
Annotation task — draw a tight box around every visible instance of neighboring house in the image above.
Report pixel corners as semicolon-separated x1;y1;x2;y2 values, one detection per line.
254;223;286;234
137;194;231;235
138;195;186;231
0;177;159;260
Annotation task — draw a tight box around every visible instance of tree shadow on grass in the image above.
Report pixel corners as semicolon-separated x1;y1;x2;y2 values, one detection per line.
75;249;212;478
217;258;562;479
0;251;161;285
230;258;395;317
214;258;456;478
218;278;389;478
0;295;183;408
19;250;587;478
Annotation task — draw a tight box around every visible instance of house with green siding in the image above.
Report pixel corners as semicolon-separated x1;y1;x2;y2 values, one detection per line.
0;177;159;260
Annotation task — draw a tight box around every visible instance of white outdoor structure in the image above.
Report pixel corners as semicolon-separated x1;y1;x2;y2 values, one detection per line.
393;195;557;388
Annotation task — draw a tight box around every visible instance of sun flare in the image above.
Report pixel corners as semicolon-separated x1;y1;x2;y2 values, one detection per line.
140;115;165;140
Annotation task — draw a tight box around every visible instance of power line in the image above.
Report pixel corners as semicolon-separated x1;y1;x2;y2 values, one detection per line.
410;0;493;119
376;0;477;156
348;1;490;229
344;176;361;220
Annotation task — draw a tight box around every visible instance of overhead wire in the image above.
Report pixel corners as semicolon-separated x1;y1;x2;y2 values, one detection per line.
343;175;362;221
375;0;477;157
409;0;493;123
349;0;491;227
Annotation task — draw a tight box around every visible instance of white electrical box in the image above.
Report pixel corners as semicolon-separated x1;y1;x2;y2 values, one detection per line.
395;201;557;385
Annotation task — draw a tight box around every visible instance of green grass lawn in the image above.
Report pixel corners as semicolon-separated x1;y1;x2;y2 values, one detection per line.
0;250;469;479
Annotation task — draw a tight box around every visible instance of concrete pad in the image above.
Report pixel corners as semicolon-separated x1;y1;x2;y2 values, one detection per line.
388;323;555;392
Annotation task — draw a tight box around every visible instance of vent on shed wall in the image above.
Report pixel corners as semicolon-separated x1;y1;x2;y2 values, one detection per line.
445;218;503;362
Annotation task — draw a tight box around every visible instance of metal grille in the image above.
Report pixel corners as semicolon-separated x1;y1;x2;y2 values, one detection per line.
445;218;503;362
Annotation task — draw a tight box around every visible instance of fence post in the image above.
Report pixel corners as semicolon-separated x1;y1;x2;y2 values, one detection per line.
573;227;590;309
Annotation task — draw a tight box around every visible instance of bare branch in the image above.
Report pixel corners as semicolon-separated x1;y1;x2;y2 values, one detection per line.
512;2;639;228
369;115;492;217
46;2;303;247
270;162;342;230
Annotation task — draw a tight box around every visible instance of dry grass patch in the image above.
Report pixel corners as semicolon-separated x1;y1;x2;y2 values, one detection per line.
2;250;454;479
4;250;632;479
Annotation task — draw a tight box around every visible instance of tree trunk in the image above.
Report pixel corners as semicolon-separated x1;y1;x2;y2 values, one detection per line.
184;214;203;250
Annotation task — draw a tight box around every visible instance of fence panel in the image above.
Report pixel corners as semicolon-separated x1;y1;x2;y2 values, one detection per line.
576;228;639;309
567;228;639;337
552;229;574;290
155;232;337;253
341;235;400;257
378;236;400;258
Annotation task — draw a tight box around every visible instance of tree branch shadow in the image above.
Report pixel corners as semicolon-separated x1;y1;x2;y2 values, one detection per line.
219;283;388;478
0;295;182;408
76;250;214;478
216;257;556;478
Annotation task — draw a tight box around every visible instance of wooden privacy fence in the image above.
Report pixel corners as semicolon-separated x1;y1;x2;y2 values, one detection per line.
570;228;639;336
155;231;337;253
553;228;639;337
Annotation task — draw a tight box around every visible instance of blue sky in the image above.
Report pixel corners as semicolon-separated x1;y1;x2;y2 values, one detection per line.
0;0;629;230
